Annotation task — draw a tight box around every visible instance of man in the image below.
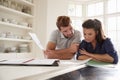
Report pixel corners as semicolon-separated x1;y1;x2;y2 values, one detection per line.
44;16;81;59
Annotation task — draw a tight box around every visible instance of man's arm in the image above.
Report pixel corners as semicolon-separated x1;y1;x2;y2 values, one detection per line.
44;42;79;59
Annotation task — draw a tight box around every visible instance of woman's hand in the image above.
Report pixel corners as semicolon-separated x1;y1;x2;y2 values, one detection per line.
79;48;90;56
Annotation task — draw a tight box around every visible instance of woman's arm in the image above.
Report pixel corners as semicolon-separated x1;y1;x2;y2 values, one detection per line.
78;49;114;63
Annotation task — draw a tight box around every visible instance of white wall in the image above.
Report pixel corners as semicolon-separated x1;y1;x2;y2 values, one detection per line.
46;0;69;42
33;0;47;58
33;0;69;58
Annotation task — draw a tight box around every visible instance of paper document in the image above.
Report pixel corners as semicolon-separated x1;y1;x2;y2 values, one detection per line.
29;32;44;50
25;59;59;66
86;60;116;68
60;58;91;66
0;59;59;66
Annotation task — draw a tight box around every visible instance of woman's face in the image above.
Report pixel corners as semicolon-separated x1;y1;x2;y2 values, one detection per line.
83;28;97;43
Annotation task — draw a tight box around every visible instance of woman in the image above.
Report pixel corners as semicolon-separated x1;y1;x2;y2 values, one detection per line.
77;19;118;64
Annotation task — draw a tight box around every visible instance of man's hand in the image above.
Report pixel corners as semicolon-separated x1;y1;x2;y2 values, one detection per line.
44;50;57;59
44;43;79;59
69;43;79;53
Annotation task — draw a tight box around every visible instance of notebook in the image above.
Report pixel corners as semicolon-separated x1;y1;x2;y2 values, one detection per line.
0;59;59;66
86;60;116;68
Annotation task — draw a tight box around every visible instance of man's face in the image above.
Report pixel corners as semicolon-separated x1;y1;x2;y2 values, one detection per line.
60;25;74;38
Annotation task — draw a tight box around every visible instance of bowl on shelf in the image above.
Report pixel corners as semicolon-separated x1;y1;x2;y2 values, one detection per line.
0;46;5;53
18;22;28;27
19;44;29;53
0;32;6;38
0;17;2;21
9;19;18;24
22;36;31;40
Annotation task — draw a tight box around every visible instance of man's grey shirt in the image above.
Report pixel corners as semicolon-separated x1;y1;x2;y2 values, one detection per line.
49;29;81;50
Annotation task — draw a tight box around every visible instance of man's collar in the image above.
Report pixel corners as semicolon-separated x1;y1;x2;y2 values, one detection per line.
60;32;65;38
60;29;75;38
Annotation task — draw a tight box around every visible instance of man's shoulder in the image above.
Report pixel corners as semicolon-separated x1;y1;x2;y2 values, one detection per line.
74;29;80;32
51;29;61;37
74;30;81;34
52;29;60;34
73;30;81;37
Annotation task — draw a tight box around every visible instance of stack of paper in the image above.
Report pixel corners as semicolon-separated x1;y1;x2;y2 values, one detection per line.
86;60;116;68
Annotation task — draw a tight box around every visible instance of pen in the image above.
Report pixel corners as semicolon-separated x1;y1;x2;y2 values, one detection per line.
0;60;7;62
22;59;34;63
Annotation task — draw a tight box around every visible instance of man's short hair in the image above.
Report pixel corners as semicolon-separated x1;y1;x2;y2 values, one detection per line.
56;16;71;30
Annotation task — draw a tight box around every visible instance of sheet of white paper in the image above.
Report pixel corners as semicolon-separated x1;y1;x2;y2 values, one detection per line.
0;59;31;64
26;59;59;65
0;59;59;66
29;32;44;50
60;58;91;65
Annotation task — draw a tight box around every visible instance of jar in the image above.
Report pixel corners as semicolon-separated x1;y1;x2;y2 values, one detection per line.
0;0;3;5
10;1;17;10
0;32;6;38
19;44;29;53
3;0;9;7
16;4;23;12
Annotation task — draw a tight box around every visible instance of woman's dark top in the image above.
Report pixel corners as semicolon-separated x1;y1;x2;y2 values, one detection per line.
77;38;118;64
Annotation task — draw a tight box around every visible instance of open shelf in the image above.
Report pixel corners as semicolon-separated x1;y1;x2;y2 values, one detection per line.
0;21;32;30
0;5;34;18
0;37;32;42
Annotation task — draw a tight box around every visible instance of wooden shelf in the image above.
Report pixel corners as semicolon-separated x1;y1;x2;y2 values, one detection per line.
11;0;34;7
0;5;34;18
0;38;32;42
0;0;34;55
0;52;32;54
0;21;32;30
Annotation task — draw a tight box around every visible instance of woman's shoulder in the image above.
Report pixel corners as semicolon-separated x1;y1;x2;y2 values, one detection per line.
104;37;111;42
103;37;113;45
